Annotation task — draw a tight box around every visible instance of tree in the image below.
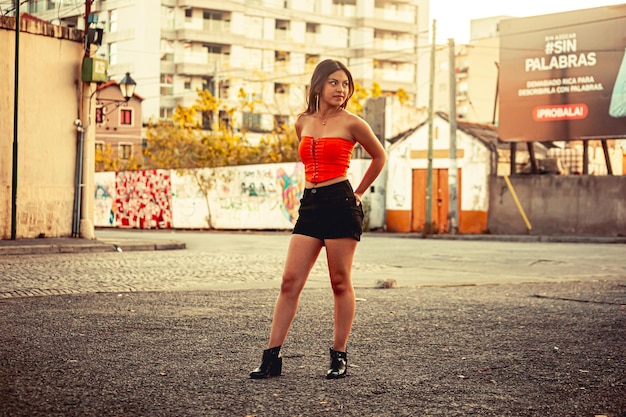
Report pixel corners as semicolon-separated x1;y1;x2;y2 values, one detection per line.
95;143;142;172
395;88;410;104
142;89;299;228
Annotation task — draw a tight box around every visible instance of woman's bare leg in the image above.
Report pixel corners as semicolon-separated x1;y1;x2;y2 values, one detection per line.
324;238;359;352
267;234;323;348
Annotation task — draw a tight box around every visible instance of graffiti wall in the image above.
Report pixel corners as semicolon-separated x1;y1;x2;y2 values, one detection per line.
207;163;304;229
94;172;116;226
95;162;307;230
93;161;387;230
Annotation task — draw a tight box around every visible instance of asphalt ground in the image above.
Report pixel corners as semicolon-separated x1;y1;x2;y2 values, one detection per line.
0;231;624;416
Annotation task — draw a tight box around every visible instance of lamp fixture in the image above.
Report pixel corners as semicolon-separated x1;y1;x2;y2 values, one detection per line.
94;72;138;116
119;72;137;101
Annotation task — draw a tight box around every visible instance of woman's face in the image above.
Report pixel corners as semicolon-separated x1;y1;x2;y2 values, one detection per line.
321;70;350;107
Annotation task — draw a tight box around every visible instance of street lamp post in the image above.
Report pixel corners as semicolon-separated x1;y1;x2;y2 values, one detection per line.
74;72;138;239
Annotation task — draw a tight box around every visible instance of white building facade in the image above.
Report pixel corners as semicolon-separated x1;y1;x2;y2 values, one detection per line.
29;0;430;132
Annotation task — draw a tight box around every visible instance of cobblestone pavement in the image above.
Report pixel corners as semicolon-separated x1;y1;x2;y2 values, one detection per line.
1;230;625;298
1;231;625;416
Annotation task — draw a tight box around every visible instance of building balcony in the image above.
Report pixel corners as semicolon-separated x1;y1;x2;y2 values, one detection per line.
372;38;415;53
373;7;415;24
356;17;418;34
373;68;414;84
175;27;244;45
176;0;244;12
352;48;416;64
175;53;229;75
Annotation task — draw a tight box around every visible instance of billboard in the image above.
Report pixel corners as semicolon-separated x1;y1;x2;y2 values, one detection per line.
498;5;626;142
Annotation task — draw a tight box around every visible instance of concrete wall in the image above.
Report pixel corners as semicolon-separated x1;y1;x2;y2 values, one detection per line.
488;175;626;236
385;115;491;233
94;160;387;231
0;16;83;239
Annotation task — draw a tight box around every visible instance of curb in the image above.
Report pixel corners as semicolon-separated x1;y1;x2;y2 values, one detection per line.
0;240;186;257
374;233;626;244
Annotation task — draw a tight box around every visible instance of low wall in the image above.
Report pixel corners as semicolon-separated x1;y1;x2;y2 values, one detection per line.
94;160;386;231
488;175;626;236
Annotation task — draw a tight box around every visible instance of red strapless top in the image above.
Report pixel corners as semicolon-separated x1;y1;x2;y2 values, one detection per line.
299;136;356;183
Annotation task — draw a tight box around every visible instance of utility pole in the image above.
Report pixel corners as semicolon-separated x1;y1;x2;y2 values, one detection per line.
447;38;459;234
425;19;436;234
11;0;20;240
79;0;96;239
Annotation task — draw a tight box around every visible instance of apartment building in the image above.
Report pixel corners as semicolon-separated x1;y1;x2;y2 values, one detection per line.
28;0;429;134
431;16;504;124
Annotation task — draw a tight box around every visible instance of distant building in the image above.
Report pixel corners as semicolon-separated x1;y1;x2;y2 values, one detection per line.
94;81;144;169
27;0;430;136
432;16;508;124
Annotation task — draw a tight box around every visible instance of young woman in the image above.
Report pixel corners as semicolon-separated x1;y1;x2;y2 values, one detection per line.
250;59;387;379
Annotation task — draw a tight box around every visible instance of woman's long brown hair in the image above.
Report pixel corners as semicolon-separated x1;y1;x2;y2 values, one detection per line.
302;59;355;116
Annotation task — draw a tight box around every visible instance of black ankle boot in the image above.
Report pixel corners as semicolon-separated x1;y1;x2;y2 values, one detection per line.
326;348;347;379
250;346;282;379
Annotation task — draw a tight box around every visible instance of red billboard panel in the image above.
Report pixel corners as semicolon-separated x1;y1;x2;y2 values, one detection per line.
498;5;626;142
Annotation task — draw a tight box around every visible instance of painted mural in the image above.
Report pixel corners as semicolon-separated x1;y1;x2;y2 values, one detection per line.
93;160;388;230
94;172;116;226
207;163;305;229
96;163;307;230
115;170;173;229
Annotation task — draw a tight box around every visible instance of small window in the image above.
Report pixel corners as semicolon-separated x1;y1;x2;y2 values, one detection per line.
274;115;288;131
118;143;133;160
274;83;289;94
242;112;262;131
185;8;192;18
275;50;289;62
219;110;231;130
120;108;133;125
219;79;229;99
306;23;319;34
202;111;214;130
108;10;118;32
159;107;173;119
305;54;319;65
184;80;191;90
95;106;104;124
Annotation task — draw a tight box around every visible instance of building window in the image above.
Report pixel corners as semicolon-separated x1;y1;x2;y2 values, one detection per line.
219;110;231;130
242;112;262;132
95;106;105;124
274;83;289;94
219;79;230;100
108;10;118;32
160;40;174;62
305;54;320;67
274;115;288;132
306;23;319;34
202;111;214;130
109;42;117;66
185;8;192;22
275;50;290;62
118;143;133;160
184;80;191;90
161;6;175;30
95;141;104;155
120;108;133;125
160;107;173;119
275;19;290;40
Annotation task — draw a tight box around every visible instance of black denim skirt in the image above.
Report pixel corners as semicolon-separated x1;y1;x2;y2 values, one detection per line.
292;180;364;242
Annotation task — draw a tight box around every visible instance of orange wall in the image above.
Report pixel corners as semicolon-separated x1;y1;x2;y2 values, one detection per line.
386;210;411;233
386;209;488;234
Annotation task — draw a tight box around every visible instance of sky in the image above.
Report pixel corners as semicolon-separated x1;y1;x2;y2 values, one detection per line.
429;0;626;43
